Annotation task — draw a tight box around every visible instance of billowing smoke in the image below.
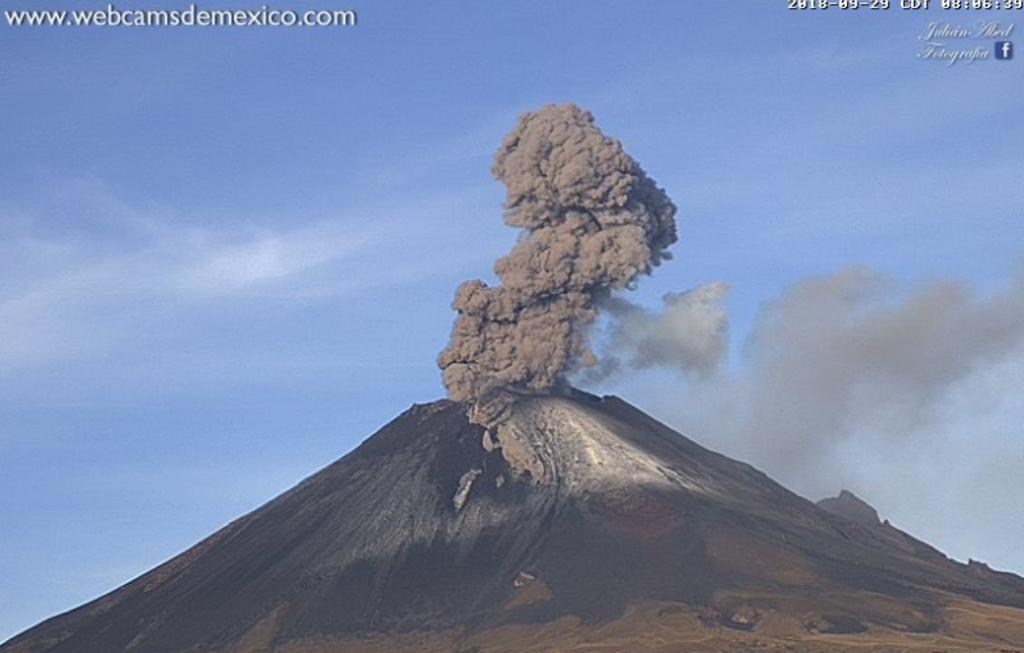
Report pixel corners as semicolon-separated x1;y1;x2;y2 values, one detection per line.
587;267;1024;568
687;268;1024;477
438;104;677;401
585;282;730;383
606;268;1024;477
603;269;1024;562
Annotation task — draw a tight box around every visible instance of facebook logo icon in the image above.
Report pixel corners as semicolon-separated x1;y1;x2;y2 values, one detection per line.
995;42;1013;60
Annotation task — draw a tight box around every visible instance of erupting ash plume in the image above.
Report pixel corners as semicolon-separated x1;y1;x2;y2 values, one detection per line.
438;104;678;401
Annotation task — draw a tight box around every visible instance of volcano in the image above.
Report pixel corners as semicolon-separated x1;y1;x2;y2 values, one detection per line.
4;391;1024;653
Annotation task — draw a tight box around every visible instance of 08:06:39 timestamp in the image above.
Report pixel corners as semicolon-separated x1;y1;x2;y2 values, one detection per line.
943;0;1024;8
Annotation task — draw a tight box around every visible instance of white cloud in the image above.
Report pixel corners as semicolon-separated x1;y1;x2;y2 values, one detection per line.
0;181;486;374
176;225;373;294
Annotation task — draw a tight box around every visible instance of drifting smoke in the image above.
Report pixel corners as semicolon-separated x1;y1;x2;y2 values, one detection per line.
720;268;1024;473
581;262;1024;570
438;104;677;401
585;282;730;383
611;267;1024;493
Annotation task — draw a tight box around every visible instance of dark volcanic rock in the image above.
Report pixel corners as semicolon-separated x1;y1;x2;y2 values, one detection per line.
817;489;882;526
4;392;1024;653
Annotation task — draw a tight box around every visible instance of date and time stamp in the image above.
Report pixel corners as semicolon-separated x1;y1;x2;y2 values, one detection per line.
787;0;1017;64
788;0;1022;10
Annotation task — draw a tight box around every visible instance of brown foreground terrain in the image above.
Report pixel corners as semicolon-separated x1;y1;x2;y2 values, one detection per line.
222;595;1024;653
4;391;1023;653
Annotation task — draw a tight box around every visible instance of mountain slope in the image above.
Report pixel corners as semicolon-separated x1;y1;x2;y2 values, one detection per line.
4;391;1024;653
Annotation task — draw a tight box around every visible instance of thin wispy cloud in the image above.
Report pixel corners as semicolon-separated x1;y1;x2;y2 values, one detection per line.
0;181;489;374
177;225;375;295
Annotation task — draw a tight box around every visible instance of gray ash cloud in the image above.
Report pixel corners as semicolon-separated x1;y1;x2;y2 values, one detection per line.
438;104;677;401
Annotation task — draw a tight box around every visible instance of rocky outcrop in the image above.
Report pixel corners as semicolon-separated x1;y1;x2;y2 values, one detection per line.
817;489;882;526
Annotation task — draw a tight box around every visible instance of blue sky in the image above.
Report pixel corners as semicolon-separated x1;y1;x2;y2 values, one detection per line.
2;0;1023;641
